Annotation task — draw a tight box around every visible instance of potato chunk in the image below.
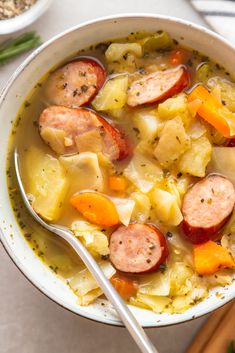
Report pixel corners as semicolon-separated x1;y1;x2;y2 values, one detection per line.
157;94;192;127
151;187;183;226
132;109;161;141
178;135;212;177
154;117;191;168
25;147;68;221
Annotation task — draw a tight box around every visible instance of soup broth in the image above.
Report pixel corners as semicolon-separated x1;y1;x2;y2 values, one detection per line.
7;31;235;313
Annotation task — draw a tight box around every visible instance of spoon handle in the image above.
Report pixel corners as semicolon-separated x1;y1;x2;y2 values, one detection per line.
50;225;158;353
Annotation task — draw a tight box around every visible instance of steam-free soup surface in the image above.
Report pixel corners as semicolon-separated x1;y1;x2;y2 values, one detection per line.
7;31;235;313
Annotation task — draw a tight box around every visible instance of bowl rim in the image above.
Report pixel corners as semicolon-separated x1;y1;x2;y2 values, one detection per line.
1;12;235;328
0;0;53;35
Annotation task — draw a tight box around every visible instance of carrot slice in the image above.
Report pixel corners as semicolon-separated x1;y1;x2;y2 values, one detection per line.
188;85;235;138
193;241;235;275
169;49;188;66
70;192;119;227
108;176;128;192
111;274;138;300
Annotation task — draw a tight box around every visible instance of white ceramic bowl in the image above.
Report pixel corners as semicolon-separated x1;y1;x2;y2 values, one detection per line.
0;14;235;327
0;0;53;35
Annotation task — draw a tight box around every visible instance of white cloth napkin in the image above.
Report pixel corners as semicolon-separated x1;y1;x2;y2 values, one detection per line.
191;0;235;45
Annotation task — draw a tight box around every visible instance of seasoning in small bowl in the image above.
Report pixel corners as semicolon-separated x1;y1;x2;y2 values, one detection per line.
0;0;37;20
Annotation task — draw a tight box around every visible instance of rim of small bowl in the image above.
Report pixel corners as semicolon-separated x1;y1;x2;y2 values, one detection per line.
0;13;235;328
0;0;53;35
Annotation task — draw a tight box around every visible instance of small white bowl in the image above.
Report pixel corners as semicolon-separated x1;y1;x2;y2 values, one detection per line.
0;14;235;328
0;0;53;35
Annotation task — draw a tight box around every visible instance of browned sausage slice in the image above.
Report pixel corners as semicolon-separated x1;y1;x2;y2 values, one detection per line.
182;175;235;244
127;66;189;107
109;224;169;274
44;59;106;108
39;105;129;161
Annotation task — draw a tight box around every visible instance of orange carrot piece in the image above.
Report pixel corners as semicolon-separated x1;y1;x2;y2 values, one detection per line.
169;49;188;66
70;192;119;227
193;241;235;276
111;274;138;300
108;176;128;192
188;85;235;138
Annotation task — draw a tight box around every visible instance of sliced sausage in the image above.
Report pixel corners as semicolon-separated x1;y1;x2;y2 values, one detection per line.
44;58;106;108
127;66;189;107
109;224;169;274
39;106;130;161
182;175;235;244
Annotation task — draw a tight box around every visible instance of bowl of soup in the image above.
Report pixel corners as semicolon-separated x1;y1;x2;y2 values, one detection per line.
1;14;235;327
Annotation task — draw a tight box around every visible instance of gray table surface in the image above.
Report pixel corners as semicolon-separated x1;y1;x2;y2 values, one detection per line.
0;1;209;352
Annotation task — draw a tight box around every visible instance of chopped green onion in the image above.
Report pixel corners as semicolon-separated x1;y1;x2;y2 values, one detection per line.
0;31;42;65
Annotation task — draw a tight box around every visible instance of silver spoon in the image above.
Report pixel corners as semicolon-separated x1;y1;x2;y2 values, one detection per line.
14;149;159;353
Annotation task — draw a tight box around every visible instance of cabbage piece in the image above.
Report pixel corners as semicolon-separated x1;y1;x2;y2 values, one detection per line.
139;271;170;296
25;147;68;221
186;118;207;140
196;63;210;83
130;192;151;223
69;261;116;297
92;75;129;111
110;197;135;226
105;43;142;62
77;288;103;306
208;147;235;185
151;187;183;226
170;262;193;296
75;129;103;154
134;294;171;313
124;150;163;193
157;94;192;127
60;152;104;193
207;76;235;112
132;109;161;141
154;117;191;168
71;220;109;256
178;135;212;177
139;31;173;51
40;127;66;155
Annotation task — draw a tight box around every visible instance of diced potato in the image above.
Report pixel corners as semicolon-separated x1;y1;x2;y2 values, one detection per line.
139;271;170;296
110;197;135;226
207;76;235;112
154;117;191;168
40;127;66;155
71;220;109;256
25;147;68;221
60;152;104;193
135;294;171;313
92;75;129;111
124;150;163;193
69;261;116;297
151;187;183;226
132;109;161;141
139;31;173;51
130;192;151;223
176;175;192;198
157;94;192;127
105;43;142;62
178;135;212;177
165;175;181;206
